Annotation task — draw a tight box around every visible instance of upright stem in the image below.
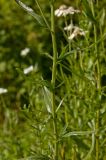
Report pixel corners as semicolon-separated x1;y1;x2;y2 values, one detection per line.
64;16;71;52
90;1;101;160
94;18;100;160
93;25;100;160
95;110;99;160
50;1;58;160
94;15;101;160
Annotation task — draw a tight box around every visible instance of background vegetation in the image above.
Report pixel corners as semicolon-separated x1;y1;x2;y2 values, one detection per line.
0;0;106;159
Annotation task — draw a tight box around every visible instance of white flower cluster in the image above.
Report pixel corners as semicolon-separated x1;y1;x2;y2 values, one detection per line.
55;5;86;40
64;25;87;40
55;5;80;17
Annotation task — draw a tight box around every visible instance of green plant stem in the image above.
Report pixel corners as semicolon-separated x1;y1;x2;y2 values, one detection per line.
90;1;101;159
96;110;99;160
94;18;100;160
64;16;71;51
50;1;58;160
72;145;77;160
60;66;68;125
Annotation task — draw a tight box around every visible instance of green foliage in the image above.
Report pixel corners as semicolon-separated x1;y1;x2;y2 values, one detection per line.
0;0;106;159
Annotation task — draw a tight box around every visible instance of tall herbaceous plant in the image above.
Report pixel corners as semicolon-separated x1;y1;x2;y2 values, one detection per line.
14;0;106;159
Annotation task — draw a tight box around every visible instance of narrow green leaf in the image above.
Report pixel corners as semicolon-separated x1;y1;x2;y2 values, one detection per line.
83;132;95;160
43;86;52;113
15;0;45;26
81;0;96;23
63;130;95;137
56;97;65;113
58;50;76;61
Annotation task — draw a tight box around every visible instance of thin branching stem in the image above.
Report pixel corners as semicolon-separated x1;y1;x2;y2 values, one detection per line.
50;1;58;160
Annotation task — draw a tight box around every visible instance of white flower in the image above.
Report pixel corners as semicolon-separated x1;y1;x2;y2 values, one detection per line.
64;24;73;31
55;5;80;17
68;26;87;40
24;65;33;74
20;48;30;57
0;88;8;94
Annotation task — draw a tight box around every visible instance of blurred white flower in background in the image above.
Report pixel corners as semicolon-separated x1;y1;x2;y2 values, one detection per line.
23;65;34;74
20;48;30;57
0;88;8;94
55;5;80;17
